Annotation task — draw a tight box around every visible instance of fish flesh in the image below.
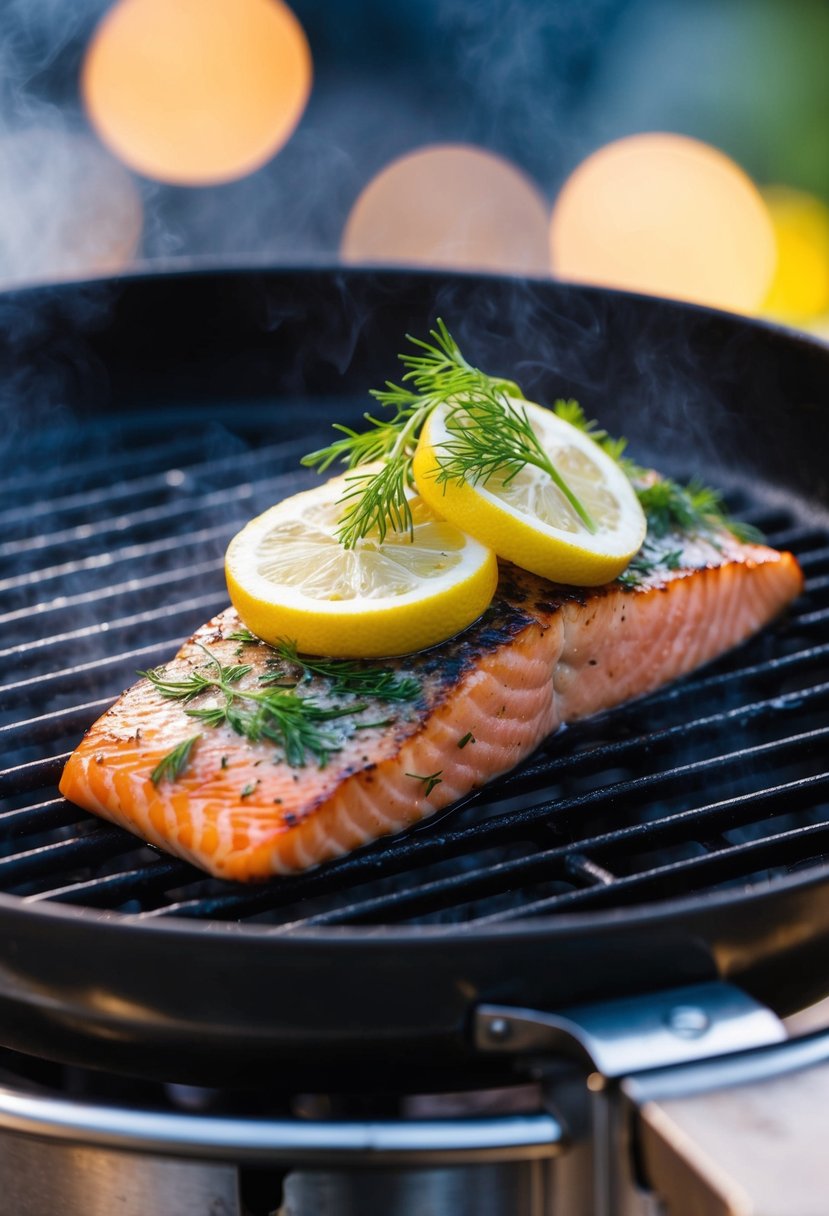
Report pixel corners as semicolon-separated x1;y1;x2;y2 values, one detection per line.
59;534;803;881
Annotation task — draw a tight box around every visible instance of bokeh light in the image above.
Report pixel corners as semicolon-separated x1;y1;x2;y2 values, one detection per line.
761;187;829;324
82;0;312;186
0;129;142;287
341;144;550;275
549;133;777;314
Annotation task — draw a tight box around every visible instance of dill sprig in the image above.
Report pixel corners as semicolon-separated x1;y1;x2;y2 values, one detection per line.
141;663;251;702
227;627;263;656
636;478;763;544
334;456;416;546
617;544;684;588
261;639;421;701
150;734;201;785
305;326;760;584
406;770;443;796
141;645;358;768
434;394;597;530
301;319;593;545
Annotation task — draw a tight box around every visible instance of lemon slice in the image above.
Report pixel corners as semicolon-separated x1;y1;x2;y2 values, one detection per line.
225;471;498;657
412;399;646;586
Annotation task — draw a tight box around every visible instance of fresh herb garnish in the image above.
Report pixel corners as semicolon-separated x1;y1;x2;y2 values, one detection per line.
617;544;684;588
457;732;476;748
302;319;592;545
635;478;763;544
142;657;253;702
141;635;420;778
142;646;358;768
228;628;260;644
406;770;443;796
434;394;597;531
303;325;759;583
150;734;201;785
261;639;420;702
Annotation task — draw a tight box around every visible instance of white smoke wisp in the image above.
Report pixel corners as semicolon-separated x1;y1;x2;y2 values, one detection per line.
0;126;143;288
0;0;147;288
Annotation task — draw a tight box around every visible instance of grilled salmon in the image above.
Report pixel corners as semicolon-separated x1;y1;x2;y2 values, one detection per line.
59;533;803;881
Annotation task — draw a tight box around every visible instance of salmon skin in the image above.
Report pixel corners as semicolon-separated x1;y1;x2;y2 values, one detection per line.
60;534;803;882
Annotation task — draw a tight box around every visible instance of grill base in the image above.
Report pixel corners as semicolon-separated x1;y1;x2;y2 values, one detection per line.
0;1129;560;1216
3;1018;829;1216
0;1134;242;1216
0;1051;562;1216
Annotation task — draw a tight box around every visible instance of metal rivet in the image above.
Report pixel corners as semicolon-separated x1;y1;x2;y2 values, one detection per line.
487;1016;512;1042
665;1005;710;1039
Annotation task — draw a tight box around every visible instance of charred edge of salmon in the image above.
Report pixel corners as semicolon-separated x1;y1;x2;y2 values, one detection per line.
58;546;804;882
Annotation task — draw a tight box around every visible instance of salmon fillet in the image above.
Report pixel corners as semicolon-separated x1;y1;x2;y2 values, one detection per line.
59;534;803;881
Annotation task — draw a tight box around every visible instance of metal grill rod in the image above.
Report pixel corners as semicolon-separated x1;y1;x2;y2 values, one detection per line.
278;770;829;930
2;641;183;703
1;435;314;535
0;594;226;662
2;523;237;591
477;814;829;924
1;560;225;628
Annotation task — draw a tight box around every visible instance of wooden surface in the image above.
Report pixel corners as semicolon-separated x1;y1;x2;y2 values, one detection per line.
638;1059;829;1215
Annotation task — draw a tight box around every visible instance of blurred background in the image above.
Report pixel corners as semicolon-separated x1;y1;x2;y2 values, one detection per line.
2;0;828;332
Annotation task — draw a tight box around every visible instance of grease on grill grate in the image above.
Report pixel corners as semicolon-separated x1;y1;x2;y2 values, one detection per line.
2;414;829;928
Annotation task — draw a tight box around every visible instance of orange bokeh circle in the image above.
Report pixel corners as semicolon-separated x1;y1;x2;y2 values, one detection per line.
82;0;312;186
550;133;776;314
342;144;550;275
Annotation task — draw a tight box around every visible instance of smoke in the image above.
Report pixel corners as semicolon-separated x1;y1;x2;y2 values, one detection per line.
0;0;419;280
0;128;142;287
0;0;782;462
433;0;624;192
0;0;138;287
0;0;637;289
0;0;95;128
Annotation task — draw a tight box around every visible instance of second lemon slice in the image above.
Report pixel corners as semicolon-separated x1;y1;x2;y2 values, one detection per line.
412;399;646;586
225;470;498;657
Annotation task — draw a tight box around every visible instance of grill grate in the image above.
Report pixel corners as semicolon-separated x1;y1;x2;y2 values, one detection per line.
2;407;829;929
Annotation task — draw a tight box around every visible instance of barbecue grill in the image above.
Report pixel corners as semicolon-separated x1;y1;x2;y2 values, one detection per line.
2;265;829;1214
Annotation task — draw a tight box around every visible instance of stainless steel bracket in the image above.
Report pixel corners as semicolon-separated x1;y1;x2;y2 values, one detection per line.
476;984;829;1216
474;981;787;1079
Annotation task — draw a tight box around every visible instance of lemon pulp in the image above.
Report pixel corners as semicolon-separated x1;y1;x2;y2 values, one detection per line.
413;399;646;586
225;472;498;657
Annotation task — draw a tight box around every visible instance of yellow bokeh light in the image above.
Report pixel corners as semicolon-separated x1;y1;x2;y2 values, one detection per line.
761;187;829;324
341;144;550;275
549;133;777;314
82;0;312;186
